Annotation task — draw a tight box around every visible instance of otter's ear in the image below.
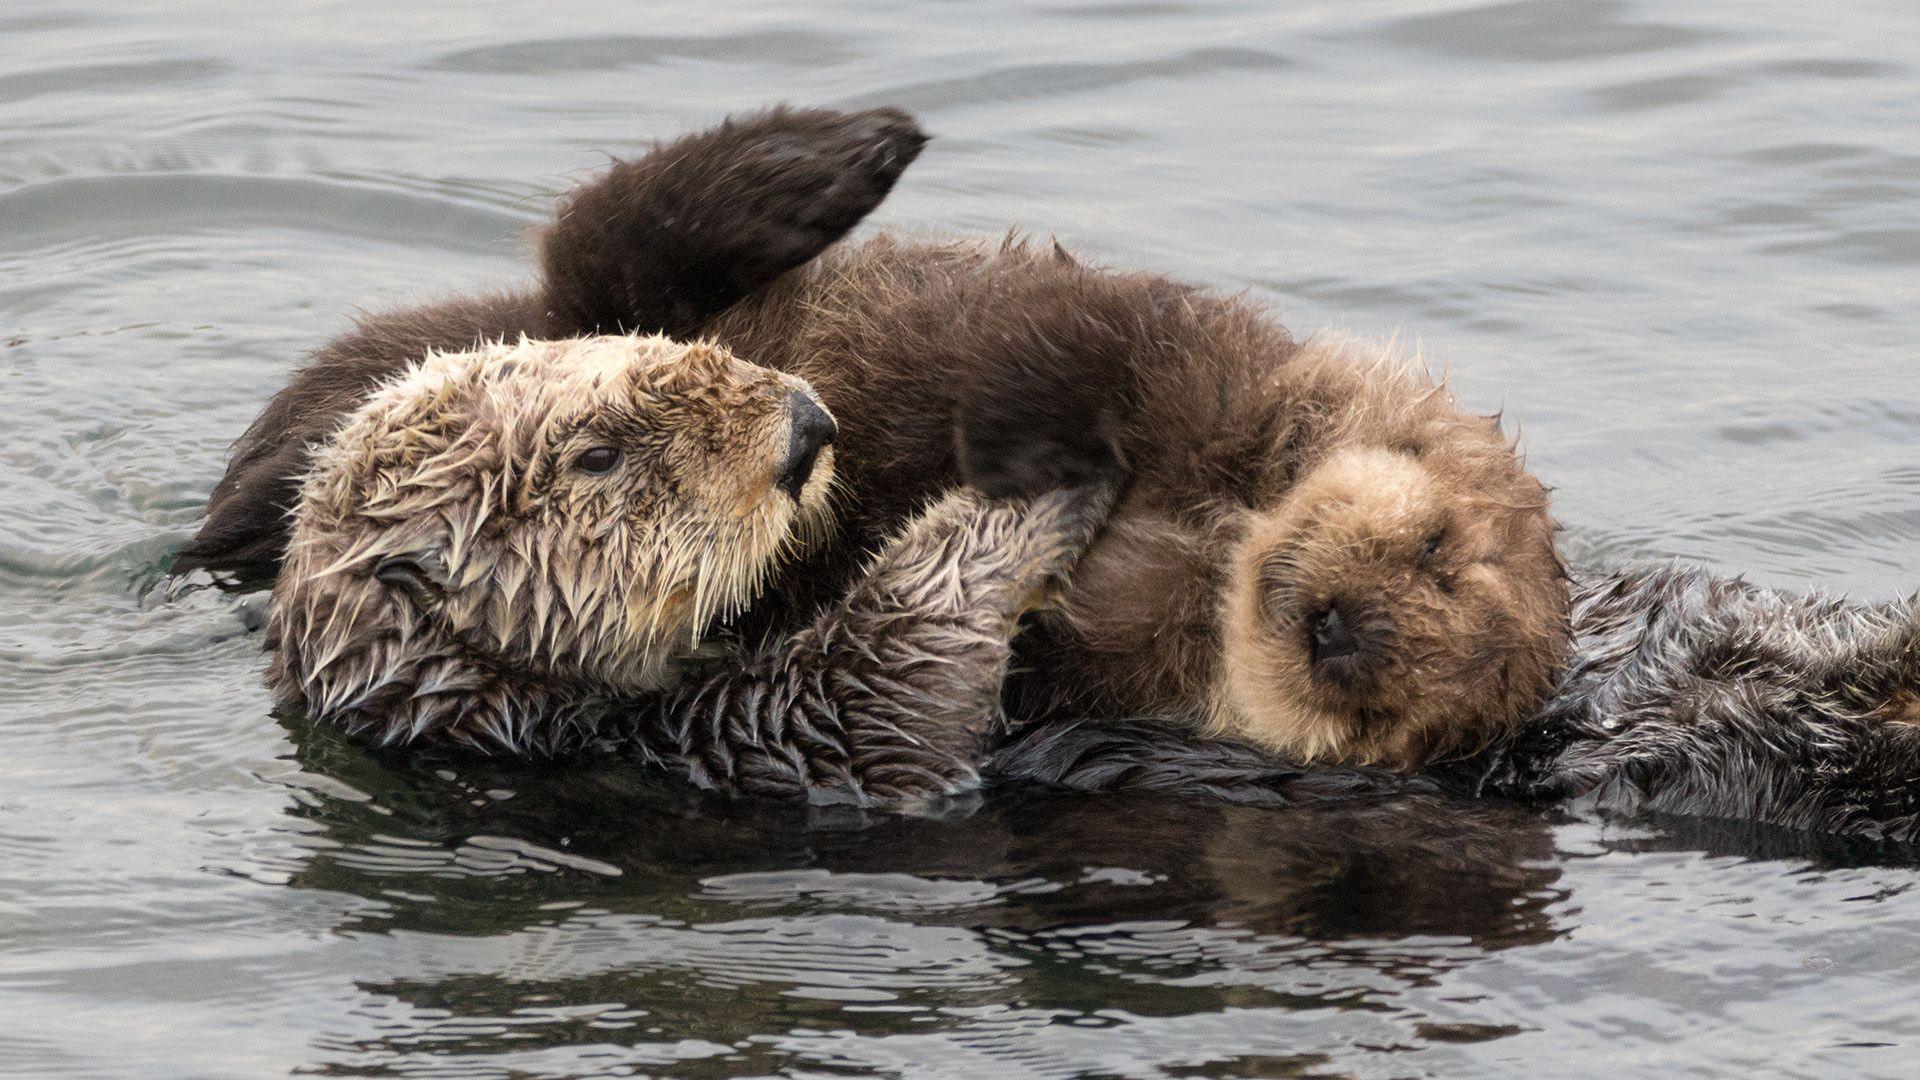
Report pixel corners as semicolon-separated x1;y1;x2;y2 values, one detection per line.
373;552;451;613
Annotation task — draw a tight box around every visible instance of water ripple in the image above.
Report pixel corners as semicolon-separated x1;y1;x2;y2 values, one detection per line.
429;30;863;74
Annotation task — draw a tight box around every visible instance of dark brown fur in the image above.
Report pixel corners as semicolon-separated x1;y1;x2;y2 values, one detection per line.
690;240;1569;767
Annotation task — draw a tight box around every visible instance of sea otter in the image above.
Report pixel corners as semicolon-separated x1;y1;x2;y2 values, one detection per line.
270;330;1117;802
175;106;1568;770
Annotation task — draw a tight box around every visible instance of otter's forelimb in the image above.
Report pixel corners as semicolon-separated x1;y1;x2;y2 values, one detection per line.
636;484;1113;805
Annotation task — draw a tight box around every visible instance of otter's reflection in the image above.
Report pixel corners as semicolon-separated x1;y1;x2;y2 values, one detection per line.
272;714;1567;1074
278;713;1565;945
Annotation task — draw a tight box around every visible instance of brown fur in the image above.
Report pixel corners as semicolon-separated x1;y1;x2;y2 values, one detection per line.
173;106;927;579
701;239;1570;768
182;107;1569;770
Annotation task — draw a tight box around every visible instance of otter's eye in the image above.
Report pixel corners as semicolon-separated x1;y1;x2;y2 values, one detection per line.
1419;530;1445;566
575;446;622;475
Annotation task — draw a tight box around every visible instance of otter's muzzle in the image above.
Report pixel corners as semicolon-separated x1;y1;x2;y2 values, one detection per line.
777;390;838;500
1306;599;1384;692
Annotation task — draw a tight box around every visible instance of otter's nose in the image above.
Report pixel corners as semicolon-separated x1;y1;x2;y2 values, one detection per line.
776;390;837;500
1308;603;1361;666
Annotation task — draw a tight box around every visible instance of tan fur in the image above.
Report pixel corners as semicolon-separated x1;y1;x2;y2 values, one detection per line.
1209;347;1567;767
269;335;834;752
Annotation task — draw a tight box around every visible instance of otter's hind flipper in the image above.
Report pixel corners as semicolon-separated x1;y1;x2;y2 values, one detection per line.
540;106;927;338
640;484;1112;806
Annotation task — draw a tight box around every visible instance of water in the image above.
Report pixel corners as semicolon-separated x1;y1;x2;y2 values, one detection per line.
3;1;1917;1076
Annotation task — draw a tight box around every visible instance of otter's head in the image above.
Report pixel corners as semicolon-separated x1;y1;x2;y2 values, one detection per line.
266;334;836;754
1218;348;1570;770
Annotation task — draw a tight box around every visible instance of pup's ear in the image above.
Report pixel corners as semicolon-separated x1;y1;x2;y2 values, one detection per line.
373;551;451;613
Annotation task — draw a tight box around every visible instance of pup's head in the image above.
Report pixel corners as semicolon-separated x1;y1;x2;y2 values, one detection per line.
267;335;836;753
1219;348;1569;770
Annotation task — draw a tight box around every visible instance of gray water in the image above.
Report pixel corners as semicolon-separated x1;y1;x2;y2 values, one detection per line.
3;1;1918;1076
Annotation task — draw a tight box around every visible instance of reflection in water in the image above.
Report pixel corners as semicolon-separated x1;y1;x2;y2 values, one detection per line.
276;717;1565;1073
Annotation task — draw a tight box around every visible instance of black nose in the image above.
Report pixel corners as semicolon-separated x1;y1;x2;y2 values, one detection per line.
1308;603;1361;666
776;390;837;500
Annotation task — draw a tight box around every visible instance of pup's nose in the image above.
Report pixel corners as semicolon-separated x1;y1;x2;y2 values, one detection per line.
776;390;837;500
1308;603;1361;666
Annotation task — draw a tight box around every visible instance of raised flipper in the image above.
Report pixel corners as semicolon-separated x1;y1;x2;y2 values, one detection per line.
174;106;926;579
541;105;926;337
634;483;1111;806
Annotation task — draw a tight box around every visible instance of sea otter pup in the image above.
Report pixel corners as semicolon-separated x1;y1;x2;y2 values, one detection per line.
997;565;1920;844
177;106;1568;770
270;331;1117;802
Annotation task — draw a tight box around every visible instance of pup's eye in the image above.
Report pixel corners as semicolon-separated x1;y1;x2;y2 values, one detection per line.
1418;531;1445;566
575;446;622;475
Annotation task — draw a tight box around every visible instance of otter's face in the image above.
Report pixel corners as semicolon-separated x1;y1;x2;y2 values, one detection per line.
1220;432;1570;770
271;335;835;747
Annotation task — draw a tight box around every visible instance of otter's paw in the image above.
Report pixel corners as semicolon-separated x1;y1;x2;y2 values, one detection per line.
955;383;1125;499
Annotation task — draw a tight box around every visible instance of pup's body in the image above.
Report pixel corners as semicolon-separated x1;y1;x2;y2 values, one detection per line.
180;107;1568;769
696;238;1567;768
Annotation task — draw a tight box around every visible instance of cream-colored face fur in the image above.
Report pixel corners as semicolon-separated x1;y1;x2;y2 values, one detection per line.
1214;345;1570;770
269;335;834;747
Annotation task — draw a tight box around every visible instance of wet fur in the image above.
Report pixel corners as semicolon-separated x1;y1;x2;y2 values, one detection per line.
270;336;835;752
180;106;1567;769
271;332;1116;801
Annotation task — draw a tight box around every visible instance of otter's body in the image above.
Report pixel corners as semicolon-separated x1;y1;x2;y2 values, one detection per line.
268;331;1118;804
181;107;1568;769
175;108;1920;839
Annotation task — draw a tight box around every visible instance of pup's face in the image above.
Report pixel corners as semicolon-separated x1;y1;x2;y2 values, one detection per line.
274;335;835;712
1220;427;1569;770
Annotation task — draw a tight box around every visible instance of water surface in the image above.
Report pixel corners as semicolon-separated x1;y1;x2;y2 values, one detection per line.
3;1;1918;1077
